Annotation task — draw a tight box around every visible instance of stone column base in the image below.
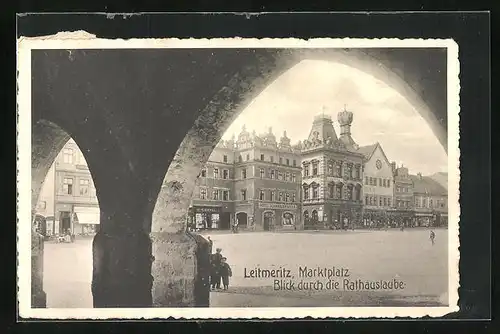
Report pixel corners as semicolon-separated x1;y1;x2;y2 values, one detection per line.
31;290;47;308
150;232;210;307
91;230;153;308
31;231;46;308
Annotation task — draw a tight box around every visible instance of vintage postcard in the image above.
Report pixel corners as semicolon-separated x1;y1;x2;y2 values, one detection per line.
17;35;460;319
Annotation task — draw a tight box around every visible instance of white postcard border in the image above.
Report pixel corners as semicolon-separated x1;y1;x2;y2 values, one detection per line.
17;36;460;319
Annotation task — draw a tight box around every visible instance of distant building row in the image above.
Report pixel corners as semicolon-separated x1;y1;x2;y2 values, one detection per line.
35;109;448;236
188;108;448;231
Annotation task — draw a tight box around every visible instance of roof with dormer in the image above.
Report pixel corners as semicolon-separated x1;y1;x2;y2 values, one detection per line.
410;174;447;196
355;143;378;160
428;172;448;189
354;142;393;170
307;114;338;143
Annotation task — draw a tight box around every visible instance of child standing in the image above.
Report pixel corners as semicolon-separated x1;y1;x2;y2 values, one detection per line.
220;257;232;290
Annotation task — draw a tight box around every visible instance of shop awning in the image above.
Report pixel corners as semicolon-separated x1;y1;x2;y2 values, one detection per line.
415;212;433;217
74;206;100;225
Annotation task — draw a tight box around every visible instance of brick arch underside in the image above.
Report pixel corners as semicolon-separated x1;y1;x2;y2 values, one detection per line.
31;117;129;231
31;120;71;211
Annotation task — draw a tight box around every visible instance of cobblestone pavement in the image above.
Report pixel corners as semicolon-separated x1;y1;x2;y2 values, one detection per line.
43;229;448;308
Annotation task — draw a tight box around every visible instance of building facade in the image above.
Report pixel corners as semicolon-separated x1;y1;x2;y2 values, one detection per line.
189;139;236;231
358;143;395;227
188;126;303;231
411;173;448;227
392;165;415;226
300;110;364;230
35;139;100;236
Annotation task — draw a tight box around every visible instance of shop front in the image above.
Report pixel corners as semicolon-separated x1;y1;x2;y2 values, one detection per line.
302;204;322;230
387;209;415;228
414;212;433;227
73;206;100;235
257;202;301;231
188;205;232;231
362;208;389;228
303;202;362;230
435;212;448;227
329;204;363;229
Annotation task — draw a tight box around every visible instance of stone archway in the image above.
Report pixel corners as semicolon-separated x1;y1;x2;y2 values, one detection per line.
236;212;248;228
153;47;448;234
31;120;71;308
149;46;448;307
262;211;275;231
30;118;154;309
25;46;450;311
282;212;295;227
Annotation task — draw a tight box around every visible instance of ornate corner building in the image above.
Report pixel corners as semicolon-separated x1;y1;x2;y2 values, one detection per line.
188;126;303;231
299;111;364;229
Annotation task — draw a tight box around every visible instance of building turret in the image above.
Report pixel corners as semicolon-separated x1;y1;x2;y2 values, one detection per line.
337;105;357;149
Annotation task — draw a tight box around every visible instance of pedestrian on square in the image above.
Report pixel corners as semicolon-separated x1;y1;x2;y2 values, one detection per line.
220;257;232;290
430;230;436;245
210;248;223;290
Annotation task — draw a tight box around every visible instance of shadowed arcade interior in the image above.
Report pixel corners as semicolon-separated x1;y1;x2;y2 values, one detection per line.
31;47;448;308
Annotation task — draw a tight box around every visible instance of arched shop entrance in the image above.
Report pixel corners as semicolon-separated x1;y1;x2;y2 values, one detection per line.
263;211;275;231
282;212;295;227
236;212;248;228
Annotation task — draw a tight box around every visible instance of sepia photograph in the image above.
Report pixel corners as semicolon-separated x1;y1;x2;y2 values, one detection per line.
17;36;460;319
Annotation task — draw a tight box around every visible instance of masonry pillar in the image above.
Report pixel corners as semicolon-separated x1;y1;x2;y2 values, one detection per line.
31;211;46;308
31;120;69;308
150;180;210;307
91;209;153;307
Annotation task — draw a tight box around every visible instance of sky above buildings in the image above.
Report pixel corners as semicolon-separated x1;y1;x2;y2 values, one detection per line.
222;59;448;176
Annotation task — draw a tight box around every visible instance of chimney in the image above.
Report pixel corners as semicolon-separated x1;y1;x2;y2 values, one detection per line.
391;161;396;173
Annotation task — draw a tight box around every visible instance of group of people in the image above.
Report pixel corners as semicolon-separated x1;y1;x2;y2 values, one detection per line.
207;237;232;290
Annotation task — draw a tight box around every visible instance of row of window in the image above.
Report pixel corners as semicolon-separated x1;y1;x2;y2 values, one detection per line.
236;153;298;166
365;176;392;188
61;147;86;165
200;167;298;182
303;183;361;201
258;190;297;202
396;186;410;193
303;161;362;180
198;187;297;202
61;177;93;196
199;188;231;201
201;168;230;179
365;195;392;207
415;197;446;209
258;168;298;182
396;200;411;208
